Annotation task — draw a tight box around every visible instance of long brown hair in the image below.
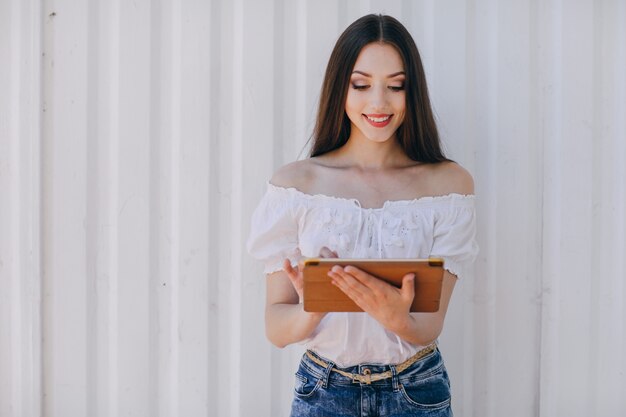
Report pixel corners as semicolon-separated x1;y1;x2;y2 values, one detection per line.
310;14;448;163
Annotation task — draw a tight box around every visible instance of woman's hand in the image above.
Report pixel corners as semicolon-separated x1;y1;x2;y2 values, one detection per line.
328;265;415;332
283;247;338;302
265;247;339;348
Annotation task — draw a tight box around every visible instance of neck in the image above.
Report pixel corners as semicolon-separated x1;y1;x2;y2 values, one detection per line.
334;132;411;170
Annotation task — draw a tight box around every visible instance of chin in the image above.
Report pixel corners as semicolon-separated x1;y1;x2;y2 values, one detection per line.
367;137;393;143
362;132;396;143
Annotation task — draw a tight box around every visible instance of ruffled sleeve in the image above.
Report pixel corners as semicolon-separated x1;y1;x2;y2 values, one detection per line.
429;196;479;279
246;184;302;274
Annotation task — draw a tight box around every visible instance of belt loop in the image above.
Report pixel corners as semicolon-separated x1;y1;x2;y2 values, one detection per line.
390;364;400;392
321;360;335;389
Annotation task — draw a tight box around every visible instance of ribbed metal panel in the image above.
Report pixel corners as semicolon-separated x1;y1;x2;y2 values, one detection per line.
0;0;625;416
0;0;42;417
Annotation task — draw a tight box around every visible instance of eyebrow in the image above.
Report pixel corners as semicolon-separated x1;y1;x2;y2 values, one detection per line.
352;70;406;78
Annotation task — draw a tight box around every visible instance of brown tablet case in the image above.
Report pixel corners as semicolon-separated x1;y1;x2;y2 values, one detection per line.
301;258;445;313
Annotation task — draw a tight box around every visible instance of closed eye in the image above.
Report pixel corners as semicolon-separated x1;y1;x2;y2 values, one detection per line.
352;84;369;90
389;85;404;92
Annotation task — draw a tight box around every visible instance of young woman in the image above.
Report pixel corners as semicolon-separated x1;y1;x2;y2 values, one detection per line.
247;14;478;417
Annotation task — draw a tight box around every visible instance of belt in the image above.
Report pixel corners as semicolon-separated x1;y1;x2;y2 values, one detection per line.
305;342;437;385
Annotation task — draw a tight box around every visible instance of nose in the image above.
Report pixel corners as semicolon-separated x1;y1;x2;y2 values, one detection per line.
370;85;387;110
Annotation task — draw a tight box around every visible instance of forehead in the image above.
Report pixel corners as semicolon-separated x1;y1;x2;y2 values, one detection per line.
352;43;404;74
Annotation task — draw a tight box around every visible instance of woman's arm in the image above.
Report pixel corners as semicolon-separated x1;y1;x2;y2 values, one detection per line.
265;248;337;348
390;271;456;345
265;271;326;348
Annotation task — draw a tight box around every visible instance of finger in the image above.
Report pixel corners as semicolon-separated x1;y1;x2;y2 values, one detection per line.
283;259;299;280
400;273;415;303
329;267;371;297
343;265;386;291
319;246;338;259
283;259;304;300
329;271;364;300
283;259;294;275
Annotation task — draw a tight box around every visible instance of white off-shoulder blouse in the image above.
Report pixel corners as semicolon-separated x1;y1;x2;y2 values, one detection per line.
247;182;478;367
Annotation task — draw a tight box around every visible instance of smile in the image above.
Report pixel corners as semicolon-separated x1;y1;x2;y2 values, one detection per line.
363;114;393;127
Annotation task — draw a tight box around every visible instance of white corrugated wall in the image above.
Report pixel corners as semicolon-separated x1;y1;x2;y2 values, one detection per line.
1;0;625;416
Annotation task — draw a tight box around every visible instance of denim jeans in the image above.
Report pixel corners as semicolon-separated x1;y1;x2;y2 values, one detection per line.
290;348;452;417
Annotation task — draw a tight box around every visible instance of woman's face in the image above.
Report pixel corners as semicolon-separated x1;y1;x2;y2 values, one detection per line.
345;42;406;144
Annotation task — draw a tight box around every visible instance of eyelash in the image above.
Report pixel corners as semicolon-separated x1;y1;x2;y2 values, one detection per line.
351;84;405;91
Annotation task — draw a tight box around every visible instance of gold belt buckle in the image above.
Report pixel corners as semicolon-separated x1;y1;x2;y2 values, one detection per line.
360;368;372;385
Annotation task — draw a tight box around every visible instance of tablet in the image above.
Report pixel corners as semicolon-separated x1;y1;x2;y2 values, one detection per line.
300;258;445;313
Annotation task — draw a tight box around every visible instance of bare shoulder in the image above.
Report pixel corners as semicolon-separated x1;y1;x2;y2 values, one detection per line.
425;161;475;196
270;159;316;191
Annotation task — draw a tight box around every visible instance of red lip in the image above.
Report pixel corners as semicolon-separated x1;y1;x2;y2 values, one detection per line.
363;114;393;128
